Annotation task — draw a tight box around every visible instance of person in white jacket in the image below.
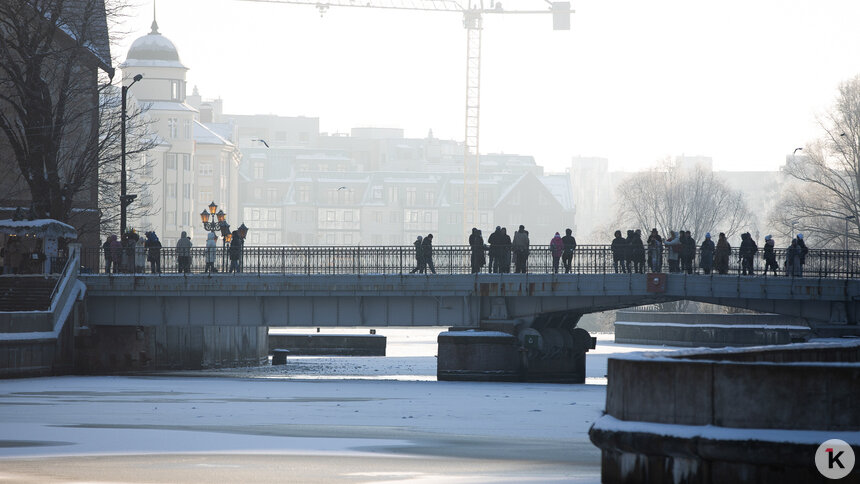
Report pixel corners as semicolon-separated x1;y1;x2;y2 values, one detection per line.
205;232;218;273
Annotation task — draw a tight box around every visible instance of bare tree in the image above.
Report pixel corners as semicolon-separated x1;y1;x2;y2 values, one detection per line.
0;0;155;237
775;75;860;248
614;159;754;240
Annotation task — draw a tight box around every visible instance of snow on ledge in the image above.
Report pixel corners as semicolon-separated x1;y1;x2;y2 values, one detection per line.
592;415;860;446
615;321;810;330
610;338;860;364
438;330;513;338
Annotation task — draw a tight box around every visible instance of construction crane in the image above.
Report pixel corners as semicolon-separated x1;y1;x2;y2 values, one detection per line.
238;0;573;234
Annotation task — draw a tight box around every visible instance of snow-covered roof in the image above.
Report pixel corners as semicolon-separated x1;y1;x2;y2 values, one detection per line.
0;219;77;239
193;120;233;146
53;0;113;76
121;19;186;70
539;175;574;210
142;101;198;113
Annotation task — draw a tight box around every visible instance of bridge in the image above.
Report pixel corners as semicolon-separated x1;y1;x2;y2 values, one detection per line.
2;245;859;380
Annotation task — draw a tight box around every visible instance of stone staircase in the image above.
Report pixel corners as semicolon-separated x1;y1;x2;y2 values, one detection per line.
0;276;58;312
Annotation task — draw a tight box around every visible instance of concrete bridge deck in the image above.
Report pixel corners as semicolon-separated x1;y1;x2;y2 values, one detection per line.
81;273;860;328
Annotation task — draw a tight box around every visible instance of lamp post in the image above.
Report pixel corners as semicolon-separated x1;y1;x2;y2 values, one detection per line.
120;74;143;237
199;201;230;271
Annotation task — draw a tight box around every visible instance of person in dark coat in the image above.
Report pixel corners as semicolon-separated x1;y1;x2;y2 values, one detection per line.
561;228;577;273
647;228;663;272
699;233;715;274
176;231;192;274
499;228;512;273
796;233;808;276
102;237;112;274
145;231;162;274
229;230;242;273
762;235;778;276
681;230;696;274
550;232;564;273
108;234;122;274
512;225;530;273
487;226;501;273
611;230;627;273
409;235;424;274
714;232;731;275
786;239;801;277
469;228;486;274
739;232;758;276
421;234;436;274
630;229;646;273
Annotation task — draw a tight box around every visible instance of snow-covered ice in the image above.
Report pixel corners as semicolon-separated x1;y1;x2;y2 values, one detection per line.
0;330;681;483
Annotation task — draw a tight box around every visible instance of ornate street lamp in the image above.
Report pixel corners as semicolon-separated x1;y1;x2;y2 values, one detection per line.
201;201;231;271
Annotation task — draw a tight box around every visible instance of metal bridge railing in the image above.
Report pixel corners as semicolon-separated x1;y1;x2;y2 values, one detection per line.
79;244;860;279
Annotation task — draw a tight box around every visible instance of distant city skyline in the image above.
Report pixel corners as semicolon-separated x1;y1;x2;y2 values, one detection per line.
114;0;860;173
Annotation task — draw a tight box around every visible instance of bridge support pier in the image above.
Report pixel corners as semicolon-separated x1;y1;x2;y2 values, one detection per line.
437;311;596;383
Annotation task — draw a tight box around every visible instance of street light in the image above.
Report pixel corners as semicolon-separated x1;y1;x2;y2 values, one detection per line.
201;201;231;272
120;73;143;237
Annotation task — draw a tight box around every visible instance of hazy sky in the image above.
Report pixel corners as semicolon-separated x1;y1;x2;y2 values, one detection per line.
115;0;860;173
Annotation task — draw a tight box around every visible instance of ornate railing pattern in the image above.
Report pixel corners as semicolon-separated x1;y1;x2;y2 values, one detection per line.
80;245;860;279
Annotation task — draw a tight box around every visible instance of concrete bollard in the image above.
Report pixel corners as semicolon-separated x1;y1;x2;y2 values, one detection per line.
271;349;289;365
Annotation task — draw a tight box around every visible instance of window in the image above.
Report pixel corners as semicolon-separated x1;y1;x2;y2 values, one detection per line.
142;154;153;177
166;153;177;170
424;211;432;223
297;186;310;202
407;211;418;223
374;211;382;223
167;184;177;198
267;209;277;221
267;189;278;203
184;119;192;139
326;210;335;222
183;154;191;171
292;211;300;222
168;118;178;138
199;190;212;203
253;162;264;180
406;187;416;206
171;80;180;101
372;187;383;200
251;209;260;221
183;211;191;225
199;163;213;176
388;187;398;203
425;191;435;205
344;211;353;222
167;212;176;225
182;183;190;199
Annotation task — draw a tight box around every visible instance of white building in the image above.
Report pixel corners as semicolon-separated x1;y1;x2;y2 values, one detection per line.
121;16;241;247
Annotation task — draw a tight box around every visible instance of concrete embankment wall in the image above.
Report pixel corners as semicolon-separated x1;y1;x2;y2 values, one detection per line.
589;341;860;483
614;311;811;347
77;325;269;371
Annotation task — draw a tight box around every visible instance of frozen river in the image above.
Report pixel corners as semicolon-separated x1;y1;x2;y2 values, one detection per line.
0;329;677;483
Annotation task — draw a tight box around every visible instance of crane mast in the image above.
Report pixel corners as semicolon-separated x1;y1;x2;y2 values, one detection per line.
237;0;571;238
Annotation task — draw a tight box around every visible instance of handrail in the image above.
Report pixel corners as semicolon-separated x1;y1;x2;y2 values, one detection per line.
78;244;860;279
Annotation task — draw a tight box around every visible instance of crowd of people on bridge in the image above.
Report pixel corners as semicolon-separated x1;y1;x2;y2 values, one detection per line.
610;228;809;277
100;228;247;274
96;225;813;277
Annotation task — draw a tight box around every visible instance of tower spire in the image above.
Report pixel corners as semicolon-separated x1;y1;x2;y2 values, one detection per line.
150;0;159;34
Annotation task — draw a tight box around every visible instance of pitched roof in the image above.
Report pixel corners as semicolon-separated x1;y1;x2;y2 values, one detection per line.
53;0;113;76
